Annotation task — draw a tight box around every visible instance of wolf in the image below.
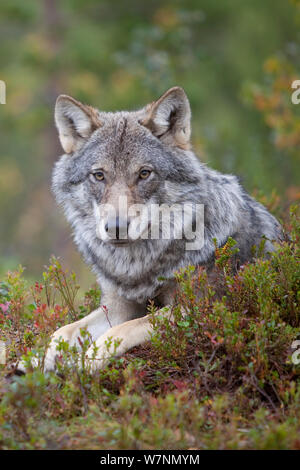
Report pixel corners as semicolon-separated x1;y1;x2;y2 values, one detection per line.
19;86;282;373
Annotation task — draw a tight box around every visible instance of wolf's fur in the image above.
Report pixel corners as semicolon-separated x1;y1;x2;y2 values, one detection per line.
20;87;283;372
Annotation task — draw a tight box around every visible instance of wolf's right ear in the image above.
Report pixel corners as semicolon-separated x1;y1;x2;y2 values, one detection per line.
55;95;102;154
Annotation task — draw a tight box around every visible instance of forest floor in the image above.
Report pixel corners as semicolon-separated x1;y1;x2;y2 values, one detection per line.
0;206;299;450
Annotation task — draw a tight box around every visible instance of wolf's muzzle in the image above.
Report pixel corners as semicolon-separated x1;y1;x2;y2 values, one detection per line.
105;216;129;241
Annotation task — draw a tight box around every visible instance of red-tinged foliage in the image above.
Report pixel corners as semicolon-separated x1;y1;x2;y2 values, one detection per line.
0;206;299;449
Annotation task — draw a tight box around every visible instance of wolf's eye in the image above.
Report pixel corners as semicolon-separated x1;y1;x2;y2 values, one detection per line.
93;171;104;181
139;169;151;180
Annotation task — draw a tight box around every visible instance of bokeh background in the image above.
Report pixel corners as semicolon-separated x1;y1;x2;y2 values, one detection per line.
0;0;299;285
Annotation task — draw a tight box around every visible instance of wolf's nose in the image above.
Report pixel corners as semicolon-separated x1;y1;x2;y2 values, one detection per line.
105;216;129;240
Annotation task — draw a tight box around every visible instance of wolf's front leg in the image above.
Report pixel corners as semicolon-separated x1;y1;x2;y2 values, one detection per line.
17;292;146;373
85;306;173;372
43;305;111;372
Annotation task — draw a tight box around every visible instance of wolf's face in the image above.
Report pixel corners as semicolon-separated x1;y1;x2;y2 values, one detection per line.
53;87;200;246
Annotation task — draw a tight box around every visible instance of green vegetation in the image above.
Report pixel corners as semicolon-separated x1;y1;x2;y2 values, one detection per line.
0;206;299;450
0;0;299;277
0;0;299;450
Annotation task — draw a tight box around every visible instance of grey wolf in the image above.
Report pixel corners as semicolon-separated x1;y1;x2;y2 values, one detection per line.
19;86;283;372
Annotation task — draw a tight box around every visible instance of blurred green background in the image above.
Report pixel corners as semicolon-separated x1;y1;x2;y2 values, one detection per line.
0;0;299;284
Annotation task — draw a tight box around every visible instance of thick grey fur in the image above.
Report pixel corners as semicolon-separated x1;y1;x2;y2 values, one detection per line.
52;88;282;305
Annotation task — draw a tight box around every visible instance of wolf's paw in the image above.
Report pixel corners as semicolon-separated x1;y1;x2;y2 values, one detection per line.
85;341;112;373
14;356;39;375
84;321;139;373
14;339;60;375
14;352;60;375
15;360;27;375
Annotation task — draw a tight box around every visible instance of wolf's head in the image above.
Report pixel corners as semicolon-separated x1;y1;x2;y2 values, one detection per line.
53;87;201;247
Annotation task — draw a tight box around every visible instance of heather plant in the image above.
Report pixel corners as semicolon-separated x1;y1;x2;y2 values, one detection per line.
0;206;299;449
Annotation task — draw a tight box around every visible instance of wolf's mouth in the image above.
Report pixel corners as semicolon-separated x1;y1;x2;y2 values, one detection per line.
108;239;131;247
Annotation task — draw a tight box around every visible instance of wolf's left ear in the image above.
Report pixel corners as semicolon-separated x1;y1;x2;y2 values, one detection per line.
55;95;101;154
141;87;191;149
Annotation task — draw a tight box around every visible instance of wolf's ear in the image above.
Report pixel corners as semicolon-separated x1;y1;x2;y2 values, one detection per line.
55;95;101;154
141;87;191;149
